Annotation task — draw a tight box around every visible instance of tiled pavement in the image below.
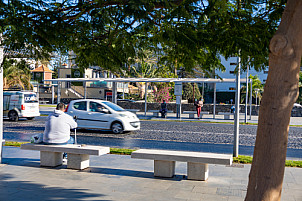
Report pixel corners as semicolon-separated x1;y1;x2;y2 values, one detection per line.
1;146;301;201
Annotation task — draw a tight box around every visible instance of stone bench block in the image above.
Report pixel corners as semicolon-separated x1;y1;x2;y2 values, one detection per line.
187;162;208;181
40;151;63;167
183;111;209;119
218;112;234;119
67;154;90;170
154;160;175;177
148;110;173;117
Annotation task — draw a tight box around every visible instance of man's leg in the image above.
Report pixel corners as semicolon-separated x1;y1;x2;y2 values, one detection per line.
63;137;75;160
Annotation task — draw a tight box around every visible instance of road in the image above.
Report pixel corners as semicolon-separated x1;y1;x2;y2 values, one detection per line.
3;114;302;159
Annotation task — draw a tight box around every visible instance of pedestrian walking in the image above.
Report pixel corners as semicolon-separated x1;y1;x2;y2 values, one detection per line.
194;98;203;119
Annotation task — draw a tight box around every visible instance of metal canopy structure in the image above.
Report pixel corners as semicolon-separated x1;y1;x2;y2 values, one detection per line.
44;77;252;119
45;77;249;83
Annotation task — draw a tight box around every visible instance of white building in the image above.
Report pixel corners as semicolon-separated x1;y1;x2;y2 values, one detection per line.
215;56;268;92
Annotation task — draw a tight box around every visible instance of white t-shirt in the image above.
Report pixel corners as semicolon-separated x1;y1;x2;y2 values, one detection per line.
43;110;77;143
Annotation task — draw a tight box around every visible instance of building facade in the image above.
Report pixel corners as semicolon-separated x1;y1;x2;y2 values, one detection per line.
215;56;268;92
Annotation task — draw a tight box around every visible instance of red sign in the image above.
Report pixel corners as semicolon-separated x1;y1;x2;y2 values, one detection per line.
106;92;112;96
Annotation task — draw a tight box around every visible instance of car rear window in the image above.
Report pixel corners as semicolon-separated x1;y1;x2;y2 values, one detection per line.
73;101;87;111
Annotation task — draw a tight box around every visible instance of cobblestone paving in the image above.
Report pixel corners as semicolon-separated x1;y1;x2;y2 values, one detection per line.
3;116;302;150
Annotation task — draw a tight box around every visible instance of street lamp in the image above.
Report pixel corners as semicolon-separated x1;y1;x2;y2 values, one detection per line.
255;89;260;106
202;73;205;99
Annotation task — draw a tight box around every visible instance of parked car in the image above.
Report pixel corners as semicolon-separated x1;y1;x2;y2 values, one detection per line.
293;103;302;108
65;99;140;134
3;91;40;121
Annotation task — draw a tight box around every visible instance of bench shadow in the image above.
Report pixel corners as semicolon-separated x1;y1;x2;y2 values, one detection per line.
0;172;107;201
3;157;185;182
83;167;185;181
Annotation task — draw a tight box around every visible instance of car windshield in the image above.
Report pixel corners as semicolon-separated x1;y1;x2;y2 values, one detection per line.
102;101;125;111
24;94;38;103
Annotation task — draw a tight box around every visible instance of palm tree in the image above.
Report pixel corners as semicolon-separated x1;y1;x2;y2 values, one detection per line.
240;74;264;104
130;49;158;98
3;59;33;90
131;61;157;98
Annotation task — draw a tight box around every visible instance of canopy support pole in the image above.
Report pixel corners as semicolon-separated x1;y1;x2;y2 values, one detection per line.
144;83;148;116
233;56;241;157
213;83;216;119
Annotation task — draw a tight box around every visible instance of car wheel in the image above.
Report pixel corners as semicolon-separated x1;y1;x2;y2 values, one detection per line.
9;111;19;122
27;117;35;120
111;122;124;134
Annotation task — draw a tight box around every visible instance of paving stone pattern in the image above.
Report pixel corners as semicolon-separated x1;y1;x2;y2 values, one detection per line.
1;147;301;201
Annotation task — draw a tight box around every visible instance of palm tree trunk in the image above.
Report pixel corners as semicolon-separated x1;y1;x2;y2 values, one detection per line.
245;1;302;200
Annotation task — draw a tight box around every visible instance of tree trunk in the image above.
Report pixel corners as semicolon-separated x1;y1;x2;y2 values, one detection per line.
245;1;302;200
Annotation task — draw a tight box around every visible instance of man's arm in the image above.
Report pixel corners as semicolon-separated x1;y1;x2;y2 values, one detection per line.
66;114;77;129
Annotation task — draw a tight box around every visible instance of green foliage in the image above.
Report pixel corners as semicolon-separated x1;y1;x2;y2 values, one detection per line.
182;83;202;103
1;1;286;76
110;148;135;155
233;155;302;168
240;74;264;103
233;155;253;164
285;160;302;168
4;141;27;147
3;59;33;90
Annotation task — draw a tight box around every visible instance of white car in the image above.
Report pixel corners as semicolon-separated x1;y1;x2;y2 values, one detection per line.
65;99;140;134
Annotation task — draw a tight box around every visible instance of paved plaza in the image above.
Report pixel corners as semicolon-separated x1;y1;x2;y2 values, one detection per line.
1;146;301;201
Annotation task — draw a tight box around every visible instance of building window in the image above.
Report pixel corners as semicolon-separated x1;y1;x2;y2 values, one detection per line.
264;71;269;74
230;62;237;65
229;71;235;74
229;87;235;90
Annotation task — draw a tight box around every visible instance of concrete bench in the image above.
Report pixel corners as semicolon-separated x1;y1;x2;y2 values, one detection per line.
21;143;110;170
148;110;173;117
131;149;232;181
183;111;209;119
126;109;140;114
217;112;245;119
218;112;234;119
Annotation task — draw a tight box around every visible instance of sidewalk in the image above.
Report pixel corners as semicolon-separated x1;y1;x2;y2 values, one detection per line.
1;146;301;201
137;112;302;126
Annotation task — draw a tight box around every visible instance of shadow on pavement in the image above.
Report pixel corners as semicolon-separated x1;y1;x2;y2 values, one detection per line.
2;157;185;182
0;172;107;201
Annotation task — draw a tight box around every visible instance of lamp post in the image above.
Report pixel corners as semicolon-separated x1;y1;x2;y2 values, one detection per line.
0;34;3;163
202;73;205;99
255;89;260;106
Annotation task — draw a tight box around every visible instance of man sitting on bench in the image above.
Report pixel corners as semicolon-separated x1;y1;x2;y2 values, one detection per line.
43;103;77;162
159;100;167;118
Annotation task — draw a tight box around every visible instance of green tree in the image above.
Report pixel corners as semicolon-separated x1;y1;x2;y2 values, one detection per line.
129;49;158;98
182;83;202;103
1;1;295;200
245;1;302;200
240;75;264;104
3;59;32;90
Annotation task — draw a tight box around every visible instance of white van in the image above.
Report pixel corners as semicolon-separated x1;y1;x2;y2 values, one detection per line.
3;91;40;121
